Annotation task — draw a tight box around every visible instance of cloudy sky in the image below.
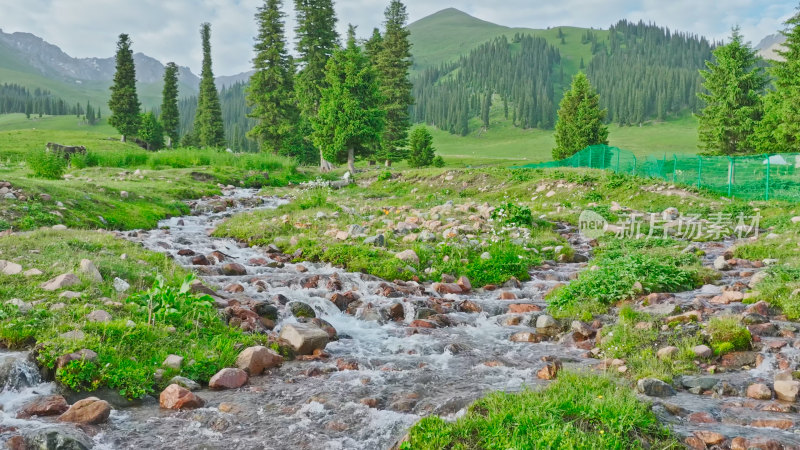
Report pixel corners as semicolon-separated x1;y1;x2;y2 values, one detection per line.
1;0;796;76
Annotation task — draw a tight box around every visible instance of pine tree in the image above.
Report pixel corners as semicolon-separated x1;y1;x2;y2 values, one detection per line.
365;28;383;66
407;126;436;167
375;0;413;166
86;101;96;125
755;10;800;153
108;34;140;142
553;72;608;159
294;0;339;170
697;28;767;155
160;62;180;147
481;91;492;129
193;23;226;148
247;0;298;154
312;26;385;175
138;112;164;150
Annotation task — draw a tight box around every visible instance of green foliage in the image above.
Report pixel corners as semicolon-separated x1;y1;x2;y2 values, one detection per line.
553;72;608;160
406;126;436;167
375;1;413;164
160;62;180;146
108;34;141;139
27;149;66;179
127;274;217;328
707;316;751;354
491;202;533;227
377;170;393;181
56;359;102;392
405;371;678;449
193;23;226;148
432;155;445;167
247;0;298;154
138;112;164;150
697;28;767;155
312;27;385;171
747;266;800;319
296;188;331;210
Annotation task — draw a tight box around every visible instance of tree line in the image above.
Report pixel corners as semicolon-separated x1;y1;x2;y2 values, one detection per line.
697;8;800;155
0;83;100;122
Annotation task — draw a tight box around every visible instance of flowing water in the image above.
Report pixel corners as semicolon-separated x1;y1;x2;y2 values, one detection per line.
2;189;800;449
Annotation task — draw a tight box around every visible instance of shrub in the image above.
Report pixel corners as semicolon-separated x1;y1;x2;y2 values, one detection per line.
432;155;445;167
27;149;66;179
407;126;436;167
491;202;533;227
56;359;102;392
707;316;751;354
296;188;331;210
377;170;393;181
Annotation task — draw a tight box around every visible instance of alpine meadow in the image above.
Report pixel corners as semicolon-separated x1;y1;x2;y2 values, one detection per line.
2;2;800;449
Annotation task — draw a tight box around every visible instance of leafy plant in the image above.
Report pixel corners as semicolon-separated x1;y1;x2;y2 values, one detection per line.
27;149;66;179
127;274;216;328
56;359;102;392
491;202;533;227
377;170;393;181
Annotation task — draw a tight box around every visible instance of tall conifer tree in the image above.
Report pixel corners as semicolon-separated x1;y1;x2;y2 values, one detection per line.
247;0;297;154
376;0;413;166
294;0;339;170
108;34;140;142
193;23;226;148
160;62;180;147
312;26;384;175
553;72;608;160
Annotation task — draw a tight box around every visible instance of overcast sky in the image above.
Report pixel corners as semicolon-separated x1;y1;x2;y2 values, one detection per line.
1;0;796;76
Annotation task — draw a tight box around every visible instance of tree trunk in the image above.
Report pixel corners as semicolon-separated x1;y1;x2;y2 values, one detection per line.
369;160;376;166
347;148;356;175
384;160;392;167
319;149;334;173
166;136;172;148
120;135;126;143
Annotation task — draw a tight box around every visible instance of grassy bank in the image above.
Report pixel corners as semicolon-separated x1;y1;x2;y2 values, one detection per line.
0;230;273;399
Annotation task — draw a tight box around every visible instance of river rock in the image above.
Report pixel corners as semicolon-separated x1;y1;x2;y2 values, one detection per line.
510;332;545;343
159;384;205;410
693;431;726;446
657;346;679;359
221;263;247;276
364;234;385;247
56;349;98;370
746;383;772;400
113;277;130;293
79;259;103;283
40;273;80;291
692;345;713;358
721;351;757;369
168;376;201;391
433;283;463;295
23;427;93;450
209;368;248;390
536;314;557;329
236;346;283;375
457;276;472;292
86;310;112;322
279;323;329;355
58;397;111;424
163;354;184;370
637;378;675;397
774;380;800;402
395;249;419;265
17;394;69;418
289;302;316;318
714;256;730;271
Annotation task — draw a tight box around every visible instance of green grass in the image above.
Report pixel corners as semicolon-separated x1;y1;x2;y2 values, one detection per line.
706;316;751;355
0;229;279;399
403;371;680;449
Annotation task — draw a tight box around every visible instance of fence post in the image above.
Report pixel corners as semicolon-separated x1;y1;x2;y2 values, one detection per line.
589;146;593;169
616;148;620;172
601;147;605;169
632;155;637;175
673;155;677;183
697;156;702;189
765;154;770;201
727;157;734;198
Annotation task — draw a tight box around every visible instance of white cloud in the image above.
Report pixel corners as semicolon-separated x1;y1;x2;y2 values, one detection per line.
0;0;796;75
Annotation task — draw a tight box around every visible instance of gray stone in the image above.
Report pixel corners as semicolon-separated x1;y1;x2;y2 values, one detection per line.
637;378;676;397
0;260;23;275
23;427;93;450
289;302;316;318
79;259;103;283
23;268;43;277
364;234;385;247
395;249;419;265
692;345;713;358
168;376;201;391
163;354;184;369
536;314;557;329
680;376;719;391
86;310;112;323
480;252;492;260
40;273;80;291
279;323;329;355
713;256;729;271
113;277;130;293
6;298;31;313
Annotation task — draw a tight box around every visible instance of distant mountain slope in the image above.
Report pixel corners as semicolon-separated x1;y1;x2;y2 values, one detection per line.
756;33;786;61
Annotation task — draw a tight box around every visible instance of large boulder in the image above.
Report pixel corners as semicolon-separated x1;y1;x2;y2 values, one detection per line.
279;323;329;355
236;346;283;375
40;273;80;291
774;380;800;402
17;394;69;418
221;263;247;276
58;397;111;424
23;428;93;450
209;368;248;390
79;259;103;283
0;260;23;275
159;384;205;410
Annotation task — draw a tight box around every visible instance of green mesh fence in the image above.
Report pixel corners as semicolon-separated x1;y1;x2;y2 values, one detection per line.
516;145;800;202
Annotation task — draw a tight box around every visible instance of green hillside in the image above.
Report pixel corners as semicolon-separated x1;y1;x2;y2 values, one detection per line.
408;8;604;75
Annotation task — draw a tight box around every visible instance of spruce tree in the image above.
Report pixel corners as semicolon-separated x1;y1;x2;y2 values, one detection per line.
160;62;180;147
553;72;608;160
375;0;413;166
193;23;226;148
138;112;164;150
755;10;800;153
697;28;767;155
294;0;339;170
247;0;297;154
407;126;436;167
312;26;385;175
108;34;140;142
365;28;383;66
